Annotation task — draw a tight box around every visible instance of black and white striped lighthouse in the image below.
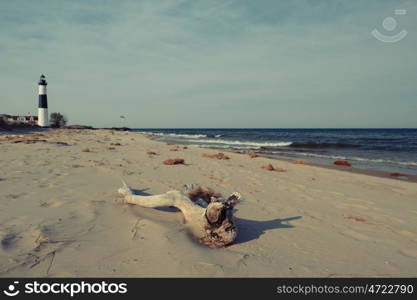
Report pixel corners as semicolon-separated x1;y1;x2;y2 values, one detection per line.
37;74;48;127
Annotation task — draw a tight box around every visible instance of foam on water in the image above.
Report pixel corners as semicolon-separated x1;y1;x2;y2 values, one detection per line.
135;128;417;174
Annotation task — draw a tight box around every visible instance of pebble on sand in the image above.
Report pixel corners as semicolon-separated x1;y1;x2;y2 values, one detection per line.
202;153;230;160
163;158;185;165
261;164;285;172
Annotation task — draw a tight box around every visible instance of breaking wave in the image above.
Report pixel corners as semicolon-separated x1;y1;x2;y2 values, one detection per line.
138;132;222;139
270;151;417;167
190;139;293;148
289;142;361;149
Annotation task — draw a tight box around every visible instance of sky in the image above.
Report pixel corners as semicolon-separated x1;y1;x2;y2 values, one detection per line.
0;0;416;128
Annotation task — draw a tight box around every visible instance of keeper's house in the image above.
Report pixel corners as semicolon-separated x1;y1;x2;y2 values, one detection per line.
0;114;38;125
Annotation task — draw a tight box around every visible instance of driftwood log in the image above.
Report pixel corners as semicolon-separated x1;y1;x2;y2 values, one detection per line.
118;182;241;247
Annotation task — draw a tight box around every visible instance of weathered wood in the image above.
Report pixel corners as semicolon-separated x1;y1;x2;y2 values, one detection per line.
118;182;241;247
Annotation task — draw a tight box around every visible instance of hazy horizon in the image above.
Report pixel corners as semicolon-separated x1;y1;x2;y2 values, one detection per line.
1;0;416;128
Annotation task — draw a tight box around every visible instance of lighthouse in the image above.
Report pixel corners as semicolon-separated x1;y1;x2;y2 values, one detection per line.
37;74;48;127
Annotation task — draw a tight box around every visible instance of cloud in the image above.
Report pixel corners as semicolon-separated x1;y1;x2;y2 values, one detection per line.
0;0;416;127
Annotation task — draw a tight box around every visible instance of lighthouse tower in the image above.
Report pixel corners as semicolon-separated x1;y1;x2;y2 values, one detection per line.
37;74;48;127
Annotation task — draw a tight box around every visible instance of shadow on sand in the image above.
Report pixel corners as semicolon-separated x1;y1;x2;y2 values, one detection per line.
233;216;302;245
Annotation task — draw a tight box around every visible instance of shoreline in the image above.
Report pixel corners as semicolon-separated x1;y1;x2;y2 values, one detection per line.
1;128;417;277
262;154;417;184
2;127;416;183
144;135;417;184
135;128;417;181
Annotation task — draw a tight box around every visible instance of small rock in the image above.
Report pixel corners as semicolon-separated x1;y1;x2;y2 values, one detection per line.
291;160;309;165
390;172;408;177
261;164;285;172
202;153;230;160
163;158;185;165
334;160;351;167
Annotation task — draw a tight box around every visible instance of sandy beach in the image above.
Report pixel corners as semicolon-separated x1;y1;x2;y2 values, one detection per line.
1;129;417;277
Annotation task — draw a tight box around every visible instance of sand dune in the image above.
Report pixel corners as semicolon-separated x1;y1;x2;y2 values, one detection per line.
1;129;417;277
